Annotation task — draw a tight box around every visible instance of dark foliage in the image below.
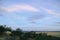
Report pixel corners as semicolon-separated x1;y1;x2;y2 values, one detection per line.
0;25;60;40
0;25;6;35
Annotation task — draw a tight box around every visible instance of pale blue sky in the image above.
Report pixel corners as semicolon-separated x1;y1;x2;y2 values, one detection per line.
0;0;60;31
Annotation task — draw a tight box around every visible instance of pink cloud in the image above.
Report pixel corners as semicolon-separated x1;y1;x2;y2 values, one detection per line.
42;8;60;17
2;4;39;12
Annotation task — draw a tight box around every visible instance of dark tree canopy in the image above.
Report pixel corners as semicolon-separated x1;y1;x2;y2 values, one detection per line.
0;25;60;40
0;25;6;34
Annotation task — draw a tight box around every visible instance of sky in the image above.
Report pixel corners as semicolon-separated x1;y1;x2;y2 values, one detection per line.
0;0;60;31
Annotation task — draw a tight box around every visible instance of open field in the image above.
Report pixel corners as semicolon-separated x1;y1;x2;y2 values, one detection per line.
36;31;60;37
0;31;60;40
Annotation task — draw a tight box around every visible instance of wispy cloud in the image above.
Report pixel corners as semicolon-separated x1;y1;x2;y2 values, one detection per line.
55;22;60;24
2;4;39;12
0;10;4;16
28;14;45;24
42;8;60;17
0;14;3;16
28;14;45;21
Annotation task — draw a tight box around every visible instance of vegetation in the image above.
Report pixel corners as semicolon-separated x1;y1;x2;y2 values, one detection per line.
0;25;60;40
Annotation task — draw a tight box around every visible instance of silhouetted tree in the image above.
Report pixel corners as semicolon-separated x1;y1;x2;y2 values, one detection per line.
0;25;6;35
0;25;60;40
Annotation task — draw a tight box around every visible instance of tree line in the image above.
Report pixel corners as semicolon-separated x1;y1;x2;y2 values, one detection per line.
0;25;60;40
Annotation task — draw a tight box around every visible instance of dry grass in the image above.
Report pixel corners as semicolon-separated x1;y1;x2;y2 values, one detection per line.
36;31;60;37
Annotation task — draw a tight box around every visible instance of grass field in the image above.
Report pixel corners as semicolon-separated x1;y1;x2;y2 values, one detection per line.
0;31;60;40
36;31;60;37
0;37;5;40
